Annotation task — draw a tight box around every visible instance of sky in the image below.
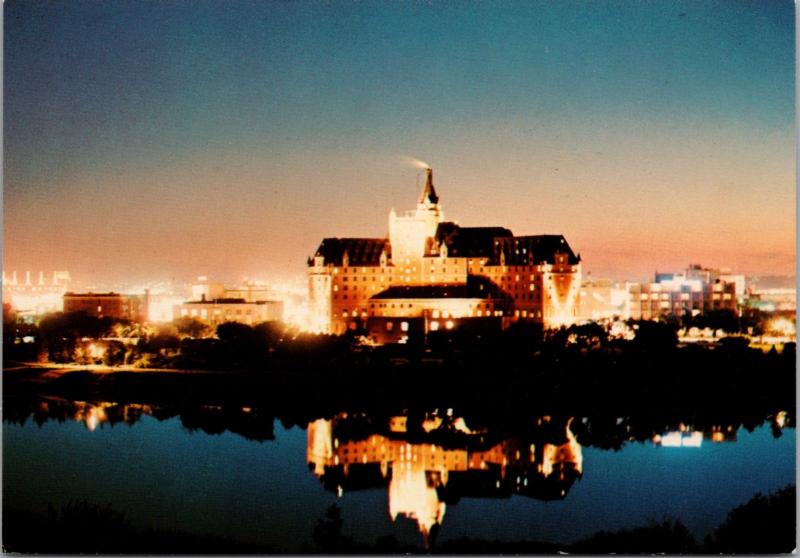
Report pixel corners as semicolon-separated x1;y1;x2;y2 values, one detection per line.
4;0;796;285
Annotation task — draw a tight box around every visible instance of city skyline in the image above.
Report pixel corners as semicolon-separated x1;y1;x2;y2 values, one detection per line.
4;1;795;285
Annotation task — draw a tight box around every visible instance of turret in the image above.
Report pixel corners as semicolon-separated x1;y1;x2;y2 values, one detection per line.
418;168;439;206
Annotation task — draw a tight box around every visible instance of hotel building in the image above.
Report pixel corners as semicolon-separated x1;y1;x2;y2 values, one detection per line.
308;169;582;336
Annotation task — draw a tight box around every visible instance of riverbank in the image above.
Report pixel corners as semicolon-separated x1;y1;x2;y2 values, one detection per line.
5;337;794;442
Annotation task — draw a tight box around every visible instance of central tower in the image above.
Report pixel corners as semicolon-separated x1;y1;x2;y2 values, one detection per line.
389;168;444;263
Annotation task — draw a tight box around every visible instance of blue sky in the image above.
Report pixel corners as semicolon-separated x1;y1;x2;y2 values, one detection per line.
4;0;795;284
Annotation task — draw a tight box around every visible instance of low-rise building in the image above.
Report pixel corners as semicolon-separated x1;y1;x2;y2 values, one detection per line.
576;278;630;322
3;270;72;318
173;297;284;326
63;292;147;321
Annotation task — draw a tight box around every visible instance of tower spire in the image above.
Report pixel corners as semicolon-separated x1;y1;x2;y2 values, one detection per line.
418;167;439;205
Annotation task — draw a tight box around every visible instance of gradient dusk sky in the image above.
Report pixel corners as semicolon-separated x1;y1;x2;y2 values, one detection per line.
4;0;795;285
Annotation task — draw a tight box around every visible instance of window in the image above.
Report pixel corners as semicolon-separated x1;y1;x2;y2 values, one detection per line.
400;321;409;332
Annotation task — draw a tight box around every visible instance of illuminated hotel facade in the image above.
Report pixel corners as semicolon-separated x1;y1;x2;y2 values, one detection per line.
308;169;582;336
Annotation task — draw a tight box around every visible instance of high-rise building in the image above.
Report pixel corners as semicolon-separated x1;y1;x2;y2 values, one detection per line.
307;168;582;336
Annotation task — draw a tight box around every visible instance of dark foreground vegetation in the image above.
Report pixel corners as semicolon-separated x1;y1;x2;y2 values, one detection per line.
4;308;794;554
5;321;794;441
4;485;794;554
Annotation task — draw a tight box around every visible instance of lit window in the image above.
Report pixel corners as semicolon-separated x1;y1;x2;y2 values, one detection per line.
445;320;454;329
400;321;409;332
386;321;394;331
430;321;440;331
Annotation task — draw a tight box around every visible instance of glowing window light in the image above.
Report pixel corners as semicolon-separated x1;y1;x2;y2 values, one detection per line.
430;321;440;331
400;321;409;332
445;320;454;330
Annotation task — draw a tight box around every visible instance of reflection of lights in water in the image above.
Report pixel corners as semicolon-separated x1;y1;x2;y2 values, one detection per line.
74;402;112;432
654;431;703;448
389;460;446;540
306;414;583;543
307;419;333;476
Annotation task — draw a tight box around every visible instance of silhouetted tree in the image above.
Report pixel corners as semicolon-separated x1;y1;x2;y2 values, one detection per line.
630;320;678;351
312;504;354;553
173;317;210;338
571;519;697;554
705;485;795;553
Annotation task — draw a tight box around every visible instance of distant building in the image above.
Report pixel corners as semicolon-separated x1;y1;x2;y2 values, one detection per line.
576;278;630;322
308;168;582;336
190;278;226;302
628;266;738;320
3;270;71;317
63;292;148;321
746;288;796;312
173;297;284;326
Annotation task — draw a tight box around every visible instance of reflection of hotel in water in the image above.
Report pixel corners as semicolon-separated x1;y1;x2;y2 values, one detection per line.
11;397;791;545
307;413;583;542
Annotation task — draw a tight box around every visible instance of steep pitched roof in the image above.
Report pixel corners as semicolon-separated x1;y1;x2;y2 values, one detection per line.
495;235;581;265
434;224;514;259
418;168;439;205
310;238;389;266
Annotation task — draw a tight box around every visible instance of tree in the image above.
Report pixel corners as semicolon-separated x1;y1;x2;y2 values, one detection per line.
313;504;354;553
173;317;210;338
630;320;678;351
705;485;795;553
